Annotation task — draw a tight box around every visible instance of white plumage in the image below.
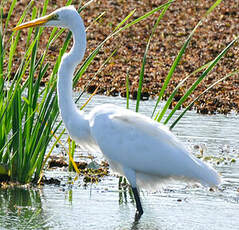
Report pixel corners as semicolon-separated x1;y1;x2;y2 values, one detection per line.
14;6;220;220
88;104;220;188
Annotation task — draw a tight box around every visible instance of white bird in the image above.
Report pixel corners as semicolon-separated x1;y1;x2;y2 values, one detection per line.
14;6;220;220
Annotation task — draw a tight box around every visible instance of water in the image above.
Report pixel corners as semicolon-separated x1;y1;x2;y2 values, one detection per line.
0;95;239;230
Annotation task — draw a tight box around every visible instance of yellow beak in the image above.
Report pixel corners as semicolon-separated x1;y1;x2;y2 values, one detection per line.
13;14;53;31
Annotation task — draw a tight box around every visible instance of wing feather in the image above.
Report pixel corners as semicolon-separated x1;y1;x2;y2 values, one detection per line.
90;105;191;174
89;104;220;186
109;111;185;150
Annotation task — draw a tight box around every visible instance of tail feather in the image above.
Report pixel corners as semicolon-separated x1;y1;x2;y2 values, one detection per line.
191;157;221;187
135;156;221;190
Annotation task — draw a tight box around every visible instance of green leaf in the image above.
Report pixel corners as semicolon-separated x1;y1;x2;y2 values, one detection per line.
170;70;239;129
136;2;172;112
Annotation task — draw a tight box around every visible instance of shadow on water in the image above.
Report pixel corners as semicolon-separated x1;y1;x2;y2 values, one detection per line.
0;187;50;229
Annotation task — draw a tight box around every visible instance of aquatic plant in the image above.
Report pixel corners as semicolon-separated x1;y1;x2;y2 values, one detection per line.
134;0;238;129
0;0;88;183
0;0;61;183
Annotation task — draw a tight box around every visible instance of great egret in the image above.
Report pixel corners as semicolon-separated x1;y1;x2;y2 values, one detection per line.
14;6;220;220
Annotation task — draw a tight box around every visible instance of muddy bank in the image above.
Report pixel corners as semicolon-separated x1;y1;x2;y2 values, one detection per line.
3;0;239;114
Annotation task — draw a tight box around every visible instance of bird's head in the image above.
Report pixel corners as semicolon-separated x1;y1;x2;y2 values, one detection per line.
13;5;80;31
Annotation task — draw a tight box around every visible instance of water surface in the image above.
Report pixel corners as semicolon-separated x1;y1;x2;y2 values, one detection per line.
0;95;238;229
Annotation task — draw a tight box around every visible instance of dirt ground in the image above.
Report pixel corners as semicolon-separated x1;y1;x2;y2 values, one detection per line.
3;0;239;114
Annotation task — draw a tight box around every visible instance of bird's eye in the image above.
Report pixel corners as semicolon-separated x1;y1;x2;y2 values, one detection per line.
51;14;59;20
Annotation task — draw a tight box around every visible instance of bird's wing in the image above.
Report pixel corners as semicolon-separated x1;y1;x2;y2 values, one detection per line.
89;105;220;187
109;111;184;149
89;107;195;176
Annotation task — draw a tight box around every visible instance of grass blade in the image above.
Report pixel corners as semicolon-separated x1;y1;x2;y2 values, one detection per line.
170;70;239;130
136;2;172;112
74;0;174;86
126;72;130;109
153;61;213;120
153;0;223;121
164;36;239;125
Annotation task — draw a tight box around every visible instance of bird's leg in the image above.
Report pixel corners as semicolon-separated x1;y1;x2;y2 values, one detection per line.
131;186;143;221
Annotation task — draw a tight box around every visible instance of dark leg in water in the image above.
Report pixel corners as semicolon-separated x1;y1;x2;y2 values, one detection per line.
132;186;143;220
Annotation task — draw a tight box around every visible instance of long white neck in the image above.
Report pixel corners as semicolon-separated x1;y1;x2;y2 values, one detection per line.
57;14;90;142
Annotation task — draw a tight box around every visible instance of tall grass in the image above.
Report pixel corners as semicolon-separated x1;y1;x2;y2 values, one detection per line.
0;0;61;183
134;0;238;129
0;0;81;183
